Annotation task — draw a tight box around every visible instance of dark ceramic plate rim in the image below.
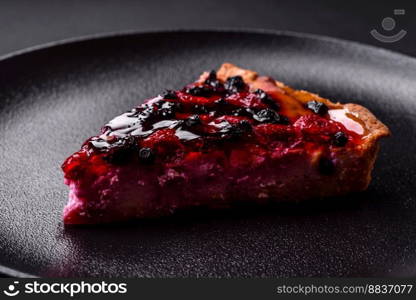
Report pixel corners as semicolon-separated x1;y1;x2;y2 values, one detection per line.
0;28;415;278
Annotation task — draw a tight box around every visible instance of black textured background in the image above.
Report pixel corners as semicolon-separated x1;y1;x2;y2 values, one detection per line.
0;0;416;278
0;0;415;58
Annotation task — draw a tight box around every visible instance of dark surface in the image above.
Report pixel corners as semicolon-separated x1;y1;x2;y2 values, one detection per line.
0;0;415;58
0;30;415;277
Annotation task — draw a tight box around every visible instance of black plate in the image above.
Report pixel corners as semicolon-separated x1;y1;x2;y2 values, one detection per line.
1;30;415;278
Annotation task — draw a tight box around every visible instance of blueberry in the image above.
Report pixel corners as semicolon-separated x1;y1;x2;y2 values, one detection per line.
174;102;183;111
158;102;176;118
230;123;250;138
224;76;246;93
255;109;275;122
238;120;252;132
104;136;137;165
255;89;265;96
204;71;224;92
219;120;252;140
104;148;131;164
306;100;328;115
254;108;287;124
186;85;212;97
185;115;201;127
139;147;155;163
207;70;217;81
209;80;224;91
232;108;253;117
138;106;156;123
193;104;208;114
255;89;280;110
318;157;335;175
333;131;348;146
161;90;177;100
214;98;227;105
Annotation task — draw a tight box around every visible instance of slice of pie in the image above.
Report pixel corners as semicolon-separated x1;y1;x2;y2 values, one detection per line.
62;63;390;224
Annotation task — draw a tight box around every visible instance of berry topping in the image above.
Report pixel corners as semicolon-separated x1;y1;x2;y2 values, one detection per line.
81;72;361;167
306;100;328;115
224;76;246;93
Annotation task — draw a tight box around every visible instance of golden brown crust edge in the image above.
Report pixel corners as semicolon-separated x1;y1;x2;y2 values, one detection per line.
344;103;390;145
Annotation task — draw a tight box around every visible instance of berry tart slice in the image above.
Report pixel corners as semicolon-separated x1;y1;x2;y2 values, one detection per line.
62;63;390;224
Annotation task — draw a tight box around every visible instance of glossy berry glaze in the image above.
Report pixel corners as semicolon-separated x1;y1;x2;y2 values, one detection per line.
62;70;366;224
